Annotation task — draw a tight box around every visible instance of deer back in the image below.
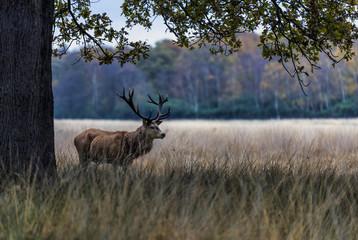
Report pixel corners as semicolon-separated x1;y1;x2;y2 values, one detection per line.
74;128;112;160
88;128;153;165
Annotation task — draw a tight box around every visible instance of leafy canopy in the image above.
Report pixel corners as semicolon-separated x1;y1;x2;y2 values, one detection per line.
54;0;358;89
53;0;150;65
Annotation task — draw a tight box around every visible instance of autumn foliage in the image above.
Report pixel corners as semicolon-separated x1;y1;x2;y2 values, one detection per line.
53;35;358;119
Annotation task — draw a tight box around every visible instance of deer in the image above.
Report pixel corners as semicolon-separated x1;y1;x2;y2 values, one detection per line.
74;88;170;167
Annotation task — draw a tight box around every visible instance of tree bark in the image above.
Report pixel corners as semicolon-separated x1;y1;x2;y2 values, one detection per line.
0;1;56;178
337;67;346;103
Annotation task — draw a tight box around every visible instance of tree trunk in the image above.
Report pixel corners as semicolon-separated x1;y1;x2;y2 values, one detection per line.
317;77;323;111
324;73;330;109
274;73;280;119
0;1;56;178
337;67;346;102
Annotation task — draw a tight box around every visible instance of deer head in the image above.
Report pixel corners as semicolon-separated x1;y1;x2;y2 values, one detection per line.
117;88;170;139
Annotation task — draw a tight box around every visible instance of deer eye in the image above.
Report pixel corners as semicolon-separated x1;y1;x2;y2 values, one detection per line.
150;126;155;129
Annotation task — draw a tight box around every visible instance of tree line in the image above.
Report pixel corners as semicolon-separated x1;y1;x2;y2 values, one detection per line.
3;0;358;178
53;34;358;119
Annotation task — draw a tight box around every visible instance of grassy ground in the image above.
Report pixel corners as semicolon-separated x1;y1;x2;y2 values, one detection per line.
2;119;358;239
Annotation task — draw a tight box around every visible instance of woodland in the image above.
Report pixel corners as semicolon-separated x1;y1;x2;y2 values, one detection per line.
53;34;358;120
2;0;358;177
3;2;358;237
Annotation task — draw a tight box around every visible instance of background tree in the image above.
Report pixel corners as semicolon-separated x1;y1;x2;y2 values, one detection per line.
53;36;358;119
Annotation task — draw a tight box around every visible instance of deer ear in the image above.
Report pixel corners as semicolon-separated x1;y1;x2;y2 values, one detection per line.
142;119;151;127
142;119;148;126
156;121;162;125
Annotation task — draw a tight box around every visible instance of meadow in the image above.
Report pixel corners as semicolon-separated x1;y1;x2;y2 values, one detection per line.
2;119;358;239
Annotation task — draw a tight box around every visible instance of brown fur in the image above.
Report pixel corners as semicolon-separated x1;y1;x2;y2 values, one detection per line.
74;121;165;166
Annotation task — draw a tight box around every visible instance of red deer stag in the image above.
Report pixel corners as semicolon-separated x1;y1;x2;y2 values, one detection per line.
74;88;170;166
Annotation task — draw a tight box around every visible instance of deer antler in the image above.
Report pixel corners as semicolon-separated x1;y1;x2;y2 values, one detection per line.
117;88;170;122
117;88;153;122
147;92;171;122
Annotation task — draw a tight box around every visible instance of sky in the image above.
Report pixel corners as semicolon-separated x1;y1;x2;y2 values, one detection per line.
89;0;176;46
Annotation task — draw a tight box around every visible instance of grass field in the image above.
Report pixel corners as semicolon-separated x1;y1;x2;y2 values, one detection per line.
2;119;358;239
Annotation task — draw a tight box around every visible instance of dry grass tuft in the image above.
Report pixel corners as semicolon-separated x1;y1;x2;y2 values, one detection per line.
1;119;358;239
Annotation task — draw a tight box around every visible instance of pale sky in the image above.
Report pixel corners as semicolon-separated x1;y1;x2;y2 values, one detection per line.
90;0;176;45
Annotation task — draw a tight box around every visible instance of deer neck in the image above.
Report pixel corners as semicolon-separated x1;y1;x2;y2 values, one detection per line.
134;127;154;148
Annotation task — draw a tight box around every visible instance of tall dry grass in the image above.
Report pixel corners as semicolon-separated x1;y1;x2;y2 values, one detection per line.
1;119;358;239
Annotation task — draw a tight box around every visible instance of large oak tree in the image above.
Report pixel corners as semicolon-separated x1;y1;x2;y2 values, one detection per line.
0;2;56;178
1;0;357;178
